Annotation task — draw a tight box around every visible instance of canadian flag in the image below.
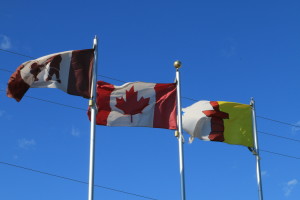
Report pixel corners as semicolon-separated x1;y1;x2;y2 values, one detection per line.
7;49;94;102
94;81;177;130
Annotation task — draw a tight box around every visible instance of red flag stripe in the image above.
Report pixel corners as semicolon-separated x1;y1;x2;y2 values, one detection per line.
95;81;115;125
67;49;94;98
6;64;30;102
154;83;177;129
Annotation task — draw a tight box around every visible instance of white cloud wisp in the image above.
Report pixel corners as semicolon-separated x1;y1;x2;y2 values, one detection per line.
18;138;36;149
0;35;11;50
283;179;298;197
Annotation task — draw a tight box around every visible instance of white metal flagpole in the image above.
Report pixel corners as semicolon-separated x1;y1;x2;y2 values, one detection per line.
174;60;186;200
88;36;98;200
250;98;264;200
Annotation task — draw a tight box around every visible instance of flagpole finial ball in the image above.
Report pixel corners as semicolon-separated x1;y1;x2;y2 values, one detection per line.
174;60;182;69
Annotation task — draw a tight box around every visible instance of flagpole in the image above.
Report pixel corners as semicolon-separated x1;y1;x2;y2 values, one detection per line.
250;98;264;200
88;36;98;200
174;60;186;200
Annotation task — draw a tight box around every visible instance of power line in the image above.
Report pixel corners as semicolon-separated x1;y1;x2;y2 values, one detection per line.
256;116;300;128
260;149;300;160
0;68;13;73
2;50;300;144
2;88;300;145
3;88;300;160
25;95;86;111
99;74;127;83
0;161;158;200
2;53;300;128
1;68;129;84
176;95;300;128
0;48;35;59
259;131;300;143
2;86;300;157
1;86;300;133
2;66;300;130
0;89;85;110
1;55;300;130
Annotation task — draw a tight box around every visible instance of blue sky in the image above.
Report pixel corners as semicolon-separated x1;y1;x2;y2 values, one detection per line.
1;1;300;200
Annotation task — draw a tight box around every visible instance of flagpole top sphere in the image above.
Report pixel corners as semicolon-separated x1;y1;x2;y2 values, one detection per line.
174;60;182;69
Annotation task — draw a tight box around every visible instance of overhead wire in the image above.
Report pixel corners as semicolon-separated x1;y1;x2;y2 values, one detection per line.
0;48;35;59
256;116;300;128
2;47;300;148
2;50;300;153
2;48;300;198
2;48;300;149
1;47;300;129
1;88;300;147
1;64;300;129
1;85;300;161
0;161;158;200
1;149;300;200
259;131;300;143
260;149;300;160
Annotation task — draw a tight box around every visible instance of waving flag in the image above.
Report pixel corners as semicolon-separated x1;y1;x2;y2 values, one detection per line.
182;101;253;147
92;81;177;130
7;49;94;101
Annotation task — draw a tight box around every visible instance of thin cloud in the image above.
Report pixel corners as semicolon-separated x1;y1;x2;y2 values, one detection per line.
283;179;298;197
0;35;11;50
261;171;268;176
71;127;80;137
18;138;36;149
0;110;12;120
291;120;300;135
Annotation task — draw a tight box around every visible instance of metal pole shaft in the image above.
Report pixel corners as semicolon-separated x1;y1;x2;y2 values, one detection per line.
251;98;264;200
88;36;98;200
175;66;186;200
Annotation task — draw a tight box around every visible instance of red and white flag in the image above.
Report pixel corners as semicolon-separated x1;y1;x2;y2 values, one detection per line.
93;81;177;130
7;49;94;102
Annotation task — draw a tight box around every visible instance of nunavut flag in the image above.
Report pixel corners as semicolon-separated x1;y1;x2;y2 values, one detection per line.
7;49;94;102
92;81;177;130
182;101;254;147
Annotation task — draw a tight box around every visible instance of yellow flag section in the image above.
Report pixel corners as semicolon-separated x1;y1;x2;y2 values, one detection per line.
182;100;254;148
218;101;253;147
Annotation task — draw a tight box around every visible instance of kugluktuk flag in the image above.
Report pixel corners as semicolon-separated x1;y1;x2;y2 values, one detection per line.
182;100;254;147
91;81;177;130
7;49;94;101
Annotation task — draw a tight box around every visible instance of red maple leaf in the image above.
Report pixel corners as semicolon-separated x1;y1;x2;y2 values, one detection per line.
115;86;150;122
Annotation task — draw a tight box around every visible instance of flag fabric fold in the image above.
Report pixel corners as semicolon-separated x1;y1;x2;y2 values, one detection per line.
92;81;177;130
7;49;94;101
182;100;253;147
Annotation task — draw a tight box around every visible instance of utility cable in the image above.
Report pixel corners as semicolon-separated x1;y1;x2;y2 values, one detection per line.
3;88;300;161
0;48;35;59
1;55;300;129
0;68;126;83
2;86;300;143
256;116;300;128
0;161;158;200
0;89;85;111
0;68;13;73
260;149;300;160
2;49;300;139
2;65;300;130
258;131;300;143
6;87;300;146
